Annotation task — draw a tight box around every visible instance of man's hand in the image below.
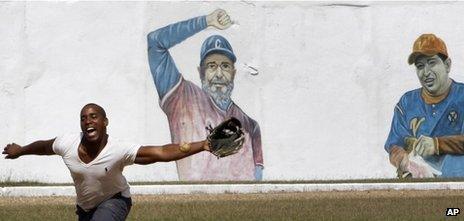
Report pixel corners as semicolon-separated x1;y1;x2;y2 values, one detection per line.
390;146;411;178
390;146;408;169
415;135;438;157
206;9;232;30
2;143;22;159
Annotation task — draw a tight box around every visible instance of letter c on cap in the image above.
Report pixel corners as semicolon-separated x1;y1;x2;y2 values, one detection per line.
215;39;222;48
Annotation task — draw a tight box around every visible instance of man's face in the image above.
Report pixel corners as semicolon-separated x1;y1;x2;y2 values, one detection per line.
414;54;451;96
199;53;236;107
201;54;236;93
80;106;108;143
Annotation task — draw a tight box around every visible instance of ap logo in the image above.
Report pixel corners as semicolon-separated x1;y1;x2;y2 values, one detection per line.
446;208;460;216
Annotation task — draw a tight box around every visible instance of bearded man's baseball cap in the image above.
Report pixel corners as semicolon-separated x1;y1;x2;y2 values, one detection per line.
408;34;448;65
200;35;236;65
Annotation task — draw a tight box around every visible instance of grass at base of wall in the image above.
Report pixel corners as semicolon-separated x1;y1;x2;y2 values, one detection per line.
0;190;461;221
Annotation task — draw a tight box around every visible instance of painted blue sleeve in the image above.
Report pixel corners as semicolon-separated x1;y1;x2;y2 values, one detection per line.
254;165;263;181
147;16;207;100
384;102;411;153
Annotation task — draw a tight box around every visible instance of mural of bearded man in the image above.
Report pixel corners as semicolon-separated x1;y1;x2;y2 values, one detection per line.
146;9;264;181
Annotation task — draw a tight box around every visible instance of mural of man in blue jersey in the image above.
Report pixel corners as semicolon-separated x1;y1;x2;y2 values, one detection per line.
385;33;464;178
146;9;264;181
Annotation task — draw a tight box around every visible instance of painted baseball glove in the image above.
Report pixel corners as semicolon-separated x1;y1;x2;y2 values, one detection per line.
206;117;245;158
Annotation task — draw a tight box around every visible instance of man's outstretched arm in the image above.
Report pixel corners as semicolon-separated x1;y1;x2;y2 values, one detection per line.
134;140;209;165
3;139;55;159
147;9;232;100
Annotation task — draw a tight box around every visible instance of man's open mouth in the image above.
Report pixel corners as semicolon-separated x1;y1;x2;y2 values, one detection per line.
424;78;434;86
86;127;97;136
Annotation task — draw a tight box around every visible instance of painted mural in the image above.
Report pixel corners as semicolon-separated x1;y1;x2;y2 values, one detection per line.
5;2;464;183
147;9;264;181
385;34;464;178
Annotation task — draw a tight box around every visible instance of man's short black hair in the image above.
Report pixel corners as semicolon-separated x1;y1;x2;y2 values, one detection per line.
82;103;107;118
437;53;449;62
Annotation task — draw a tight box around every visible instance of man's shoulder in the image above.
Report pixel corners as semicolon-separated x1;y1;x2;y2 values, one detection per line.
161;77;205;107
398;88;421;103
447;80;464;101
108;136;139;149
53;132;81;156
452;80;464;91
172;78;205;96
391;88;422;115
56;132;81;142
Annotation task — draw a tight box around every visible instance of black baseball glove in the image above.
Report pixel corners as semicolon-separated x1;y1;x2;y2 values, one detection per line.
206;117;245;158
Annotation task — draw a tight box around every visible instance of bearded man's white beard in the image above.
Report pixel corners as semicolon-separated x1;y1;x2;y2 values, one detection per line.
202;80;234;110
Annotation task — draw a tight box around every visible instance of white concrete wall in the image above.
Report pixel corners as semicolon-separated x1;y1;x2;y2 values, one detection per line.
2;1;464;182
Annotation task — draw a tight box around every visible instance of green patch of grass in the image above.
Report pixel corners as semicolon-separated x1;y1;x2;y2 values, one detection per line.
128;193;458;221
0;204;75;221
0;191;461;220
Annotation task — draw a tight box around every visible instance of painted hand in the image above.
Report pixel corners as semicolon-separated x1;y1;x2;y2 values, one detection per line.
206;9;232;30
2;143;22;159
389;146;408;170
254;165;263;181
390;146;410;178
414;135;438;157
